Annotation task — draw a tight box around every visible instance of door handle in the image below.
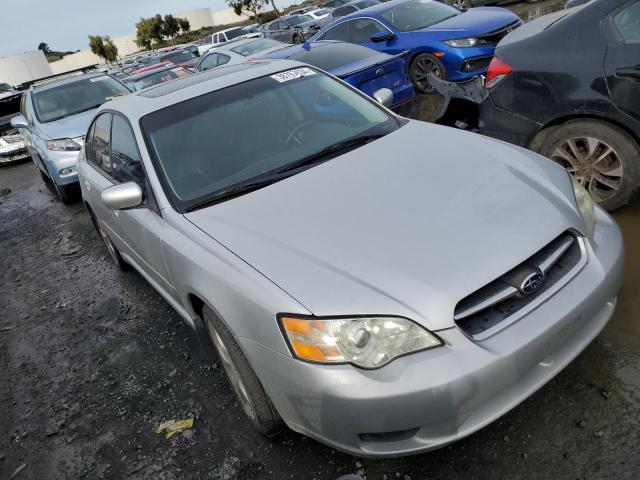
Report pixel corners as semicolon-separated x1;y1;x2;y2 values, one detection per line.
616;67;640;79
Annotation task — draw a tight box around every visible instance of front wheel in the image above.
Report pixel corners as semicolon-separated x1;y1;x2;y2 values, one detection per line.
203;305;284;438
536;119;640;211
52;181;77;204
409;53;445;95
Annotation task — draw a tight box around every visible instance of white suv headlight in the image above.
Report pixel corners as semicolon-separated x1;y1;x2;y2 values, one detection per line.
279;315;443;369
570;175;596;236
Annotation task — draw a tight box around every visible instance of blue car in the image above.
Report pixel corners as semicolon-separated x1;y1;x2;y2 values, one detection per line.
258;41;414;107
309;0;521;93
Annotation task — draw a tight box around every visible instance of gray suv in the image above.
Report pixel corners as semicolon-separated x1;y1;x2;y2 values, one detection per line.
11;72;130;203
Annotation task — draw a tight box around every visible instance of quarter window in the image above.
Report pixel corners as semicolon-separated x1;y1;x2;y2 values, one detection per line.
110;115;144;184
320;22;350;41
613;1;640;43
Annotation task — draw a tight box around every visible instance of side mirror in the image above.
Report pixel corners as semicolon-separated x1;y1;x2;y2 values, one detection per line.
101;182;143;210
373;88;393;108
10;115;28;129
370;31;396;43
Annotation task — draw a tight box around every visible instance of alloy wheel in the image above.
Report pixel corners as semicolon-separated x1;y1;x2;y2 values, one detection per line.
551;136;624;203
411;57;442;93
206;321;258;423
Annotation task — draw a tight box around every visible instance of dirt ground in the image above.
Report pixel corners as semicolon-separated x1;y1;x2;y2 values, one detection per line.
2;2;640;479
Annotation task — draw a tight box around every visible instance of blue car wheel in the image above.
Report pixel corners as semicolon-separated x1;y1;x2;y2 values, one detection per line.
409;53;445;95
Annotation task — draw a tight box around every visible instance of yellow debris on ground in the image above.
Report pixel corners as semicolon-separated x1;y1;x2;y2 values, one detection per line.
155;418;194;439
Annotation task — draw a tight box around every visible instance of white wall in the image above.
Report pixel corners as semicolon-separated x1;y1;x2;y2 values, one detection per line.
177;8;215;30
210;7;250;26
0;51;53;86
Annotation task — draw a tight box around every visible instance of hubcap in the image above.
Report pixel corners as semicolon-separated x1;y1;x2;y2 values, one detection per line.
551;136;623;203
206;322;258;423
412;58;441;92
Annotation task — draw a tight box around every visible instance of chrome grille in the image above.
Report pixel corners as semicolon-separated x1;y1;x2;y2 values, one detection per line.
454;232;586;340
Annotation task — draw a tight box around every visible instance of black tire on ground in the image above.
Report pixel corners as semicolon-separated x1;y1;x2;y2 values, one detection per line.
39;167;51;184
535;119;640;212
87;205;129;271
409;53;445;95
53;181;77;205
202;305;284;438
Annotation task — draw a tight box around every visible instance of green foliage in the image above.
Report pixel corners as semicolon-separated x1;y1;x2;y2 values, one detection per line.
135;14;192;49
37;43;51;53
258;9;279;24
88;35;119;63
227;0;268;21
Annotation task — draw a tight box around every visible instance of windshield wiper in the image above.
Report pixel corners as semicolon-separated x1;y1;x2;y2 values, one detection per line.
184;134;386;212
276;133;385;175
184;172;294;212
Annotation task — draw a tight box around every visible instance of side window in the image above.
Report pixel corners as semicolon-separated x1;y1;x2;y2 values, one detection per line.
320;22;350;41
333;6;356;17
199;54;219;71
212;34;218;43
24;95;34;124
348;19;387;43
85;121;96;163
91;113;112;175
613;2;640;43
20;95;26;117
110;115;144;184
217;54;230;66
220;33;228;43
269;21;281;31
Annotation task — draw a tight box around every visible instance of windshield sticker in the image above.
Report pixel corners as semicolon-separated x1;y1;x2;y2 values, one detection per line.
89;76;109;82
270;68;316;82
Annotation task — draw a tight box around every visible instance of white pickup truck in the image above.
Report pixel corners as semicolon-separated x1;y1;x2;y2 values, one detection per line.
197;27;262;55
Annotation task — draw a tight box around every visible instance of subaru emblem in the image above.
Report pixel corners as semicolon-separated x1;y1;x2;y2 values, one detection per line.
520;272;544;295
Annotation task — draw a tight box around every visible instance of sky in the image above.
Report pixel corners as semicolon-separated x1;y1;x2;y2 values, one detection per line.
0;0;287;58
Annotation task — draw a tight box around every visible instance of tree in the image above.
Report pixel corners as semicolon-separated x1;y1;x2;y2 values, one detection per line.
38;43;51;53
227;0;268;21
163;14;180;43
177;18;190;34
88;35;118;63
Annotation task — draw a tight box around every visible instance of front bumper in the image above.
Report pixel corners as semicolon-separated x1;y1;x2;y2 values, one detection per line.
42;139;83;186
0;135;29;164
240;208;623;457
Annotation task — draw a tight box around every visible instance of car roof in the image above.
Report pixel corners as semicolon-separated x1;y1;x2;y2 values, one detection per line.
30;71;111;93
101;60;305;120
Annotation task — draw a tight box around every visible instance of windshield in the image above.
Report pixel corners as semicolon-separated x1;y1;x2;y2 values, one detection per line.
288;15;312;26
129;67;191;91
32;76;130;123
380;0;458;31
225;28;245;40
141;68;399;211
0;83;13;92
230;39;282;56
288;43;378;71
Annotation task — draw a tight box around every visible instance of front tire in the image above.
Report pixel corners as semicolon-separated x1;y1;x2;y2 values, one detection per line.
535;119;640;211
409;53;445;95
52;181;76;204
203;305;284;438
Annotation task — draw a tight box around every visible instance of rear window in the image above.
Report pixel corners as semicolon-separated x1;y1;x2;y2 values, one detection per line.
230;39;282;56
288;43;378;71
131;68;191;91
225;28;245;40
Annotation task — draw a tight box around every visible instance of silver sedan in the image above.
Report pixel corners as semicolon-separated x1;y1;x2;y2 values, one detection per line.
195;38;288;72
78;60;623;457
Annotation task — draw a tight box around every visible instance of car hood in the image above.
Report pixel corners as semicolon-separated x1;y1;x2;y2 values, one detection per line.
35;108;96;140
418;7;520;39
185;121;584;331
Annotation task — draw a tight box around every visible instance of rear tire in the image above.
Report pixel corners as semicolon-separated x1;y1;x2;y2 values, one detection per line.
535;119;640;211
203;305;284;438
410;53;445;95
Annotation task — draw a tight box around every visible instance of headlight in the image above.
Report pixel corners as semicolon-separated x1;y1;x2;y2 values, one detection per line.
570;175;596;236
444;38;479;47
45;139;81;151
279;315;443;369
